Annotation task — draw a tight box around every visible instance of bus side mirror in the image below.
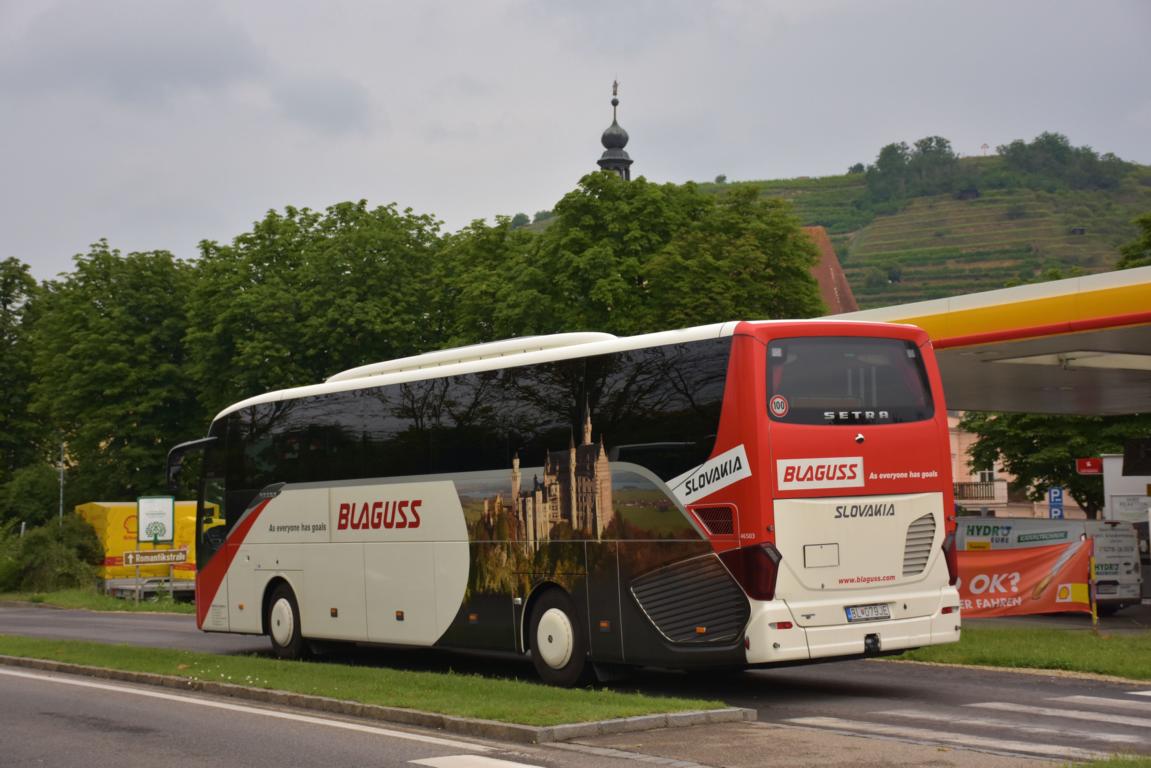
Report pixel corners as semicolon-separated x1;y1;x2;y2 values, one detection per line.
166;437;217;493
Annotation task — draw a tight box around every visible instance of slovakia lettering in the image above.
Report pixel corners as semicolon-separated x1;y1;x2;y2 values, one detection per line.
834;503;895;519
336;499;422;531
684;455;745;496
669;444;752;504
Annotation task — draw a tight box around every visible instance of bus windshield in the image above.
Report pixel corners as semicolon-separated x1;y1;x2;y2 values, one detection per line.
768;336;934;425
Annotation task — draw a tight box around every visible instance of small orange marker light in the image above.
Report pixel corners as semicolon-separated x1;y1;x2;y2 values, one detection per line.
695;626;707;635
395;610;405;621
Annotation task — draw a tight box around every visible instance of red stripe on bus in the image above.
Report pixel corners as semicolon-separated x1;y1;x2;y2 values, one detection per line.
196;498;273;628
933;310;1151;350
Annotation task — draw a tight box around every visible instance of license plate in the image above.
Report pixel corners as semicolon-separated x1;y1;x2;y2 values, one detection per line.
845;603;891;622
1096;583;1118;595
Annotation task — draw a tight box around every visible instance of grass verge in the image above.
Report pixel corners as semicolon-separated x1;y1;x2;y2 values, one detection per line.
0;588;195;614
0;635;723;726
1075;758;1151;768
899;627;1151;680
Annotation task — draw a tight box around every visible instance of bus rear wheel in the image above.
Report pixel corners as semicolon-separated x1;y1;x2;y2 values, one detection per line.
266;583;308;660
529;589;590;687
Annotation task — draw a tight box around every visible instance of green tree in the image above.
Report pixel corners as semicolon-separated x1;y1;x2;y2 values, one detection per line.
997;132;1129;190
644;184;824;328
432;215;540;345
29;241;199;501
185;201;443;416
0;463;60;527
1117;212;1151;269
438;174;823;343
865;141;910;201
522;173;821;336
907;136;959;194
0;258;41;486
4;515;102;592
959;411;1151;519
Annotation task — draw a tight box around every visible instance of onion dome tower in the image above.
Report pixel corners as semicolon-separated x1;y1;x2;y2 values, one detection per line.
597;80;633;180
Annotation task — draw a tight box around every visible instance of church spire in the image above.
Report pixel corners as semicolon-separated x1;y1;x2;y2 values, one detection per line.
597;80;633;180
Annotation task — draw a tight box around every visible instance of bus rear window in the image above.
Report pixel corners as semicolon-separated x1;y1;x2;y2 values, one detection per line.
767;337;934;425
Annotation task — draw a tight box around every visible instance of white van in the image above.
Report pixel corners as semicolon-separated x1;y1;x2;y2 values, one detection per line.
955;517;1143;614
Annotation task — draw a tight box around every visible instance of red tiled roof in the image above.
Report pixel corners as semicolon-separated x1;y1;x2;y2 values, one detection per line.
803;226;858;314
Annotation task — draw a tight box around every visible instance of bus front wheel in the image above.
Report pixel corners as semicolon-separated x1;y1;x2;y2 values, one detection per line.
529;589;590;687
266;583;308;660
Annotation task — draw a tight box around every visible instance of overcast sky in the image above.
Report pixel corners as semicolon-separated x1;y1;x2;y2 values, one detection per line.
3;0;1149;280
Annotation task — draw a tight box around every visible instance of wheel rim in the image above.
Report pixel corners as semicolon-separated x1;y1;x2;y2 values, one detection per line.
270;597;295;648
535;607;574;669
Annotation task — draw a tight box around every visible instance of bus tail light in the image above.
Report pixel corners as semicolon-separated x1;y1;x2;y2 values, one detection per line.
942;532;959;586
719;543;782;601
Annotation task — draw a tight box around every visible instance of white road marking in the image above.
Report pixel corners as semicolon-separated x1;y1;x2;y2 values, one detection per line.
1055;695;1151;714
411;757;543;768
784;716;1107;761
969;701;1151;730
1131;691;1151;698
878;708;1142;745
0;667;492;752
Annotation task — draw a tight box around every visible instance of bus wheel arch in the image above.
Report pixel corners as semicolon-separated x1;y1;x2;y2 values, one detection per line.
525;585;591;687
264;579;308;660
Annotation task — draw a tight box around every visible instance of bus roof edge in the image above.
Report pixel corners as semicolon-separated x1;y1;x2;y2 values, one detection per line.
325;332;618;383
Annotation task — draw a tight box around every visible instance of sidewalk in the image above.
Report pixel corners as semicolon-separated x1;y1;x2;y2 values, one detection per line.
571;721;1056;768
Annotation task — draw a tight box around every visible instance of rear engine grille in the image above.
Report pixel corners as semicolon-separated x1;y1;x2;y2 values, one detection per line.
692;505;735;536
630;554;749;644
902;513;937;576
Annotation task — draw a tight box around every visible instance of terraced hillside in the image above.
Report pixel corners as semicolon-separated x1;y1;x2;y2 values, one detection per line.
841;181;1151;307
727;165;1151;310
741;175;870;235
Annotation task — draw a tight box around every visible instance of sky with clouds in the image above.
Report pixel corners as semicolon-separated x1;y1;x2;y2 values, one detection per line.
3;0;1149;280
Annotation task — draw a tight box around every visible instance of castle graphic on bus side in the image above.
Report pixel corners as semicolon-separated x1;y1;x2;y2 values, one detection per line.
481;412;615;545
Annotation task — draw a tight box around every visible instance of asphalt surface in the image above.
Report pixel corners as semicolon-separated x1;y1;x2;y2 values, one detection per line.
2;601;1150;766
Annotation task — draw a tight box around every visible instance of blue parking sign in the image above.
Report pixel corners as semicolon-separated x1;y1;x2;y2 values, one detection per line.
1048;487;1064;519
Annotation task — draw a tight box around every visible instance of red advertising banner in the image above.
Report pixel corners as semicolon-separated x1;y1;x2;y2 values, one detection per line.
957;540;1093;617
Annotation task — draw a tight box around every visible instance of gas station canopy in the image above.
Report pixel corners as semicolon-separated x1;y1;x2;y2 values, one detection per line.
833;266;1151;416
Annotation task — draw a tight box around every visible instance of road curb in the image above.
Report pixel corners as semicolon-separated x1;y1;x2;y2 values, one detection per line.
0;654;755;744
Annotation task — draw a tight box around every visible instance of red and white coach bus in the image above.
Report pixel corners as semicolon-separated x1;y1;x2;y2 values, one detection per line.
168;320;961;685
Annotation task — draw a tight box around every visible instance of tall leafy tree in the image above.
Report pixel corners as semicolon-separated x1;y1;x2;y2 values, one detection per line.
996;132;1129;190
432;216;541;346
865;141;911;201
959;411;1151;519
644;184;824;327
0;258;41;486
493;173;822;337
907;136;959;193
29;242;198;501
185;201;443;417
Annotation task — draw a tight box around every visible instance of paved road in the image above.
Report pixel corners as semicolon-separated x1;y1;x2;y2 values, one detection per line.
0;665;649;768
2;603;1149;764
